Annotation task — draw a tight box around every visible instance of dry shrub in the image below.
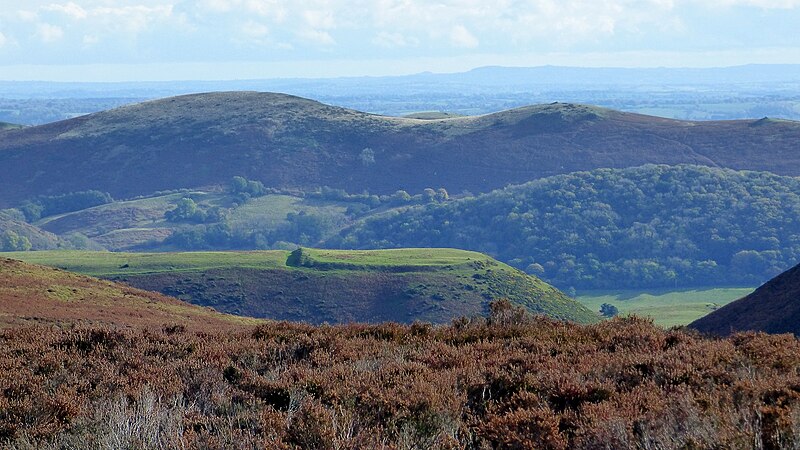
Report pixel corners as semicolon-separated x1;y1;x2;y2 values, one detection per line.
4;311;800;449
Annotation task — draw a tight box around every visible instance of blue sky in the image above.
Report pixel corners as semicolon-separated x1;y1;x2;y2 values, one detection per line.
1;0;800;81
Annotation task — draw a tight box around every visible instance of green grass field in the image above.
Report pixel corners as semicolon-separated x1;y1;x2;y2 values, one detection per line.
3;250;289;276
577;287;755;327
4;248;499;276
297;248;493;267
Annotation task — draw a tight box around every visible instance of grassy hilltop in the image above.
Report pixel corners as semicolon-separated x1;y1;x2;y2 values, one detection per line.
6;248;598;324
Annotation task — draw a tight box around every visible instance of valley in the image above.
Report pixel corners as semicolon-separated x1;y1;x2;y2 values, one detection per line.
4;0;800;445
3;90;800;448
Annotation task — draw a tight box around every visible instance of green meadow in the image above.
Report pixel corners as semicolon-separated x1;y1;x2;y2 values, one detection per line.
577;287;755;327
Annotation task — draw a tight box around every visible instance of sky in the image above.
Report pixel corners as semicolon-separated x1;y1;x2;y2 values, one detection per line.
1;0;800;81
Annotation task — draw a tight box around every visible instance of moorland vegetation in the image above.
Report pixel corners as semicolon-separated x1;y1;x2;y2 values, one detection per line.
3;302;800;449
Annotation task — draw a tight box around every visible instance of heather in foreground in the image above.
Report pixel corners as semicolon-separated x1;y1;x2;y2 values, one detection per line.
3;305;800;449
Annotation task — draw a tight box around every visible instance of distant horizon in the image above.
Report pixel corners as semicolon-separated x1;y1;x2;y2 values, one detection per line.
3;59;800;83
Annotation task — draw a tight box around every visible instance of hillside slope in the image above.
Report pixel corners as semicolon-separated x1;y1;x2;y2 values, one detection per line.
0;257;255;329
690;262;800;335
1;92;799;206
6;248;598;324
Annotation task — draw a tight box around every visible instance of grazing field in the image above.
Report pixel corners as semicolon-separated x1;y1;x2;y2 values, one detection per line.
577;287;755;327
4;249;289;276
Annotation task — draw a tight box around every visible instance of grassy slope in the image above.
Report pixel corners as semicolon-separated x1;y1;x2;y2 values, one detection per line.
0;257;258;329
1;92;800;207
690;263;800;335
30;191;358;251
6;248;598;324
578;287;755;328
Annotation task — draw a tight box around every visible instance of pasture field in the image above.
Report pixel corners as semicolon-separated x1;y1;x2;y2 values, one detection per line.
577;287;755;327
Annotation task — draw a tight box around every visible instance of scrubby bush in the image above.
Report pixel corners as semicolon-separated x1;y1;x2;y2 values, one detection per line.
229;176;266;203
0;230;32;251
599;303;619;317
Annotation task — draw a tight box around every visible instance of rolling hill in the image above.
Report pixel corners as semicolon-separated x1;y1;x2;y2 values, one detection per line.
0;257;256;329
1;92;799;207
4;248;598;324
690;262;800;335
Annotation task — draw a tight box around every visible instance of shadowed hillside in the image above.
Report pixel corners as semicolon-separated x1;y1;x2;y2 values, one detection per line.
5;248;598;324
1;92;799;206
0;258;257;329
690;262;800;335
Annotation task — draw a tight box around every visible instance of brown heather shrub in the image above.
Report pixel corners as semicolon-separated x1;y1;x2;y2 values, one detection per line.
5;309;800;448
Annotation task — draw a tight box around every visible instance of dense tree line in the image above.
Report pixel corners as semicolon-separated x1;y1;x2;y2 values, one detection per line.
164;210;332;250
19;190;113;222
331;165;800;289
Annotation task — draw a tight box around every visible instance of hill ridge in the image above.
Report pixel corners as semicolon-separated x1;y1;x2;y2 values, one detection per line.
1;91;799;207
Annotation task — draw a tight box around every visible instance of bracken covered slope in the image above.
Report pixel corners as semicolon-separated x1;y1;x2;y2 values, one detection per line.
4;315;800;448
0;257;256;330
690;262;800;335
1;92;799;206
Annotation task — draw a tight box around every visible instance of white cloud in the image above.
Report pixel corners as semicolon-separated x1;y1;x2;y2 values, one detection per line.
303;9;335;29
450;25;479;48
0;31;6;47
43;2;88;20
91;5;174;32
36;23;64;43
694;0;800;7
3;0;800;74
